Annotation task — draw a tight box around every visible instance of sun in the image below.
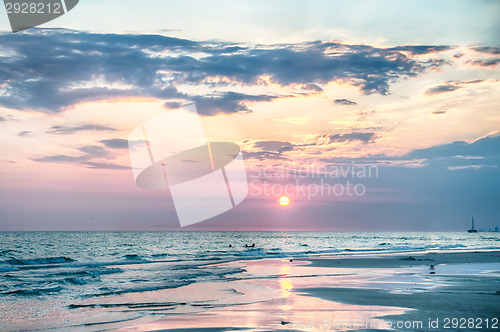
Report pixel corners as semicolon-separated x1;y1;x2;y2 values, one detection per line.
279;196;290;206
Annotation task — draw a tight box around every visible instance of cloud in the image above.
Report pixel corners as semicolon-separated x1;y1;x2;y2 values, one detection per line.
253;140;294;153
34;144;108;162
0;29;452;114
186;92;278;115
334;98;357;106
432;110;446;115
460;79;485;84
395;135;500;171
246;140;320;161
404;134;500;159
425;79;485;95
0;115;16;122
470;58;500;67
243;140;296;160
78;145;109;158
447;165;495;171
33;154;130;170
82;161;130;170
33;143;129;170
302;84;323;92
328;132;375;143
319;134;500;171
242;151;287;161
163;101;184;109
18;130;32;136
425;84;461;95
467;47;500;67
473;47;500;55
33;154;85;163
48;124;117;135
390;45;453;55
100;138;129;149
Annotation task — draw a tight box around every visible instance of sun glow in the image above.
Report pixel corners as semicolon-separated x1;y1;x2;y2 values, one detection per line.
279;196;290;206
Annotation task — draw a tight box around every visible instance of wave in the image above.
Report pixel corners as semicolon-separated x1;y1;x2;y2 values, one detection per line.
236;250;267;257
438;244;467;249
480;237;500;241
92;282;191;298
151;253;170;258
65;277;87;285
86;267;124;276
68;301;182;309
124;254;142;260
6;256;75;266
0;249;21;256
2;286;63;296
45;267;124;280
0;265;19;272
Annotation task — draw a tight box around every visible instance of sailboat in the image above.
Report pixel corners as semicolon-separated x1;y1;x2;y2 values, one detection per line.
468;217;478;233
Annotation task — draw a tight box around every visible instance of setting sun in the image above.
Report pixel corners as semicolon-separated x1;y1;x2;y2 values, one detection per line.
279;196;290;206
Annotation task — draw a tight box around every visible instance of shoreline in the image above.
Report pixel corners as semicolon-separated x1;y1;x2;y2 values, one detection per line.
115;250;500;331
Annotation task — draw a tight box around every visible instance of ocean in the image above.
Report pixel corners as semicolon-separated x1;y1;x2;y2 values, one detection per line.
1;231;499;330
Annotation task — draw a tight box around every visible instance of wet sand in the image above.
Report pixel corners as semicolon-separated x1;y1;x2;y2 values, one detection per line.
116;250;500;331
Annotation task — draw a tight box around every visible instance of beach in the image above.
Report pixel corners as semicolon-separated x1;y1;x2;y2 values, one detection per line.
116;250;500;331
1;232;499;331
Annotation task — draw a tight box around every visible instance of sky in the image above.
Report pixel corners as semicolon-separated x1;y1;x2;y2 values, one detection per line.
0;0;499;231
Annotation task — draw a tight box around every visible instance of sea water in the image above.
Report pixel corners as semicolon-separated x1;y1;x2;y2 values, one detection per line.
1;231;499;330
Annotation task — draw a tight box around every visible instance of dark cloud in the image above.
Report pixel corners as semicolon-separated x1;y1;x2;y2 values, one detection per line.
253;140;294;153
320;134;500;171
48;124;117;135
0;115;16;122
425;84;460;95
82;161;130;170
390;45;453;55
187;92;277;115
242;151;287;161
302;84;323;92
460;79;484;84
432;110;446;115
78;145;109;158
33;142;129;170
469;47;500;67
163;101;185;109
473;47;500;55
404;135;500;159
395;135;500;171
33;154;129;170
334;98;357;106
18;130;32;136
328;132;375;143
425;79;485;95
100;138;129;149
33;154;85;163
0;29;451;114
244;140;297;160
470;58;500;67
249;140;324;162
278;145;294;153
